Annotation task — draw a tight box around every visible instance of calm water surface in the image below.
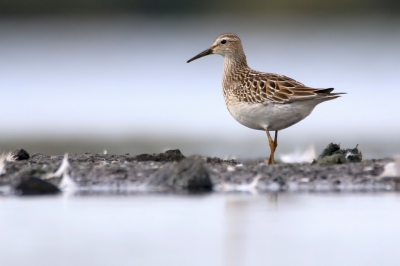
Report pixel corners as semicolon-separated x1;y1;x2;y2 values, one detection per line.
2;193;400;266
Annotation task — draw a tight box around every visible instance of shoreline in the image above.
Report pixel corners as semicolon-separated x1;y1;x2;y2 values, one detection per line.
1;149;398;195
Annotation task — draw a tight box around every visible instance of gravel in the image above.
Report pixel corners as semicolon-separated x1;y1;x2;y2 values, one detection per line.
0;147;398;195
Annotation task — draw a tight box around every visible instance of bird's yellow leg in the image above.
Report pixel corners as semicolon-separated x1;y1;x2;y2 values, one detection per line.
265;130;278;165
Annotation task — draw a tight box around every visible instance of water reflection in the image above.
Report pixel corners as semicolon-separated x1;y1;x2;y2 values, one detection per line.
223;193;278;266
222;193;400;266
1;193;400;266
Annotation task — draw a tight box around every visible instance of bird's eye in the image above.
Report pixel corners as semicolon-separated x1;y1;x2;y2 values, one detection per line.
221;39;227;44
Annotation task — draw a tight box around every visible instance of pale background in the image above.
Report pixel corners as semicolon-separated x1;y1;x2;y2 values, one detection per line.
0;0;399;159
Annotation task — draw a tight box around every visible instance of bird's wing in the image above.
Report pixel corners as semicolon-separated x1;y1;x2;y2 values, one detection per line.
234;73;344;104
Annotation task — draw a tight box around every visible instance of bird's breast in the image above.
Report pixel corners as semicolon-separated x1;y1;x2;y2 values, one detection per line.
226;101;316;131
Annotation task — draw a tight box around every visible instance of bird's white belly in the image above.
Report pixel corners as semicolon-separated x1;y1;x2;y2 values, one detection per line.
227;101;317;131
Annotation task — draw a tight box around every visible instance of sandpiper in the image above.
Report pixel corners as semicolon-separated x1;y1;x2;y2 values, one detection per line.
187;33;344;165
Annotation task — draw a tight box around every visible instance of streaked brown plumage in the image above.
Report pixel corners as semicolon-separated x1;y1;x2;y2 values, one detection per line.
187;33;344;164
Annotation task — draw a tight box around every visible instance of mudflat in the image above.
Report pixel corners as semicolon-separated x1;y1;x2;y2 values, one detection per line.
0;146;397;195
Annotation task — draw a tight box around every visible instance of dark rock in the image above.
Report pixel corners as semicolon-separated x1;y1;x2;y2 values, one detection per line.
318;143;341;159
133;149;185;162
148;157;213;192
11;149;30;160
14;177;61;195
314;143;362;165
134;154;156;161
344;145;363;163
317;154;347;166
11;166;63;189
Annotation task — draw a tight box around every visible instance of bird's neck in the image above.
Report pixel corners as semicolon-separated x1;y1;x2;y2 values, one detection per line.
222;52;249;85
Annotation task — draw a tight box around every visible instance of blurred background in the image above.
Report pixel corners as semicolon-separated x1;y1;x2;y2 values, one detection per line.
0;0;399;159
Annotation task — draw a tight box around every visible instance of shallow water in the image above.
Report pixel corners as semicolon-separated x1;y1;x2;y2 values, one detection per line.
2;193;400;266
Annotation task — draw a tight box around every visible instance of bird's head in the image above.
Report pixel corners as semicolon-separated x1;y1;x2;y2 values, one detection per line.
187;33;243;63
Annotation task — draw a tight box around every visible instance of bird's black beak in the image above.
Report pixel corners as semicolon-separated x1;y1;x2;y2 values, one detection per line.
187;48;213;63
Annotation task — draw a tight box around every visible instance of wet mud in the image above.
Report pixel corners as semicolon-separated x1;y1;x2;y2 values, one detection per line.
0;146;398;195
